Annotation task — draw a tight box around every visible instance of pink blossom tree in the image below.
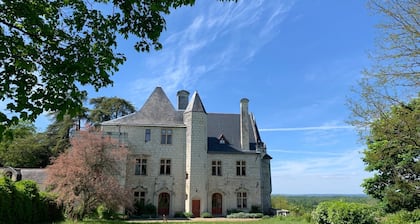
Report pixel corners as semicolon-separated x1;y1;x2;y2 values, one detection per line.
45;130;132;220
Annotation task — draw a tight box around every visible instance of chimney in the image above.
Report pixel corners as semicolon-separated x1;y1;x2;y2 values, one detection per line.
240;98;250;150
177;90;190;110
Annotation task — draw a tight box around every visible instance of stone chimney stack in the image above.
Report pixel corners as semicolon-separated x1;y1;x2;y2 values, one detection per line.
177;90;190;110
240;98;250;150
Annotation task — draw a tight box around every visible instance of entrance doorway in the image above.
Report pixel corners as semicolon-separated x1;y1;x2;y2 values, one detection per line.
158;193;170;216
192;200;200;217
212;193;222;216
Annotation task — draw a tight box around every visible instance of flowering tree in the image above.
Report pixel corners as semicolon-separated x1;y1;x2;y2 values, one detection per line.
45;130;132;220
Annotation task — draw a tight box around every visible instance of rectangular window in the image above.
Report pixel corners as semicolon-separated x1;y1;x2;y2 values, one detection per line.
160;159;171;175
145;129;151;142
237;192;247;209
134;191;146;206
135;159;147;175
236;160;246;176
212;160;222;176
161;129;173;144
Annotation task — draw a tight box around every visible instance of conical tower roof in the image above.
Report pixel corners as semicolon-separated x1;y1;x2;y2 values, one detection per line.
102;87;184;126
185;91;206;113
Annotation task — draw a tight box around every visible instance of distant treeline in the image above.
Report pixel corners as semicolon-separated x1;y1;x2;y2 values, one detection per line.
271;194;378;214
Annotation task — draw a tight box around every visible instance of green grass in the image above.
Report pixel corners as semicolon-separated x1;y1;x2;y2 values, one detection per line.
60;216;309;224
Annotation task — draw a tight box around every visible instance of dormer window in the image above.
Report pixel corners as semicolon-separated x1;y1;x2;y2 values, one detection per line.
218;134;228;144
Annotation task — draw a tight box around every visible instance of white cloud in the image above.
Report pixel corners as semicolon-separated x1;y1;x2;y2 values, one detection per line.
130;0;294;96
270;147;369;194
260;125;353;132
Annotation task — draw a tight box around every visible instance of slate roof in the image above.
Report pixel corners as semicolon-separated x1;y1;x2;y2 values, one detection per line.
102;87;185;127
207;113;258;154
102;87;265;155
185;91;206;113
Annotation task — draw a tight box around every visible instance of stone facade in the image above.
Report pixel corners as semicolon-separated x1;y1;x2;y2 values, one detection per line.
101;87;272;217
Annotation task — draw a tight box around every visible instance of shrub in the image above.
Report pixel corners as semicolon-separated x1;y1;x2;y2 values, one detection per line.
250;205;262;213
381;209;420;224
184;212;193;218
97;204;117;220
0;176;63;223
133;202;156;217
312;201;377;224
227;208;242;215
227;212;263;218
201;212;212;218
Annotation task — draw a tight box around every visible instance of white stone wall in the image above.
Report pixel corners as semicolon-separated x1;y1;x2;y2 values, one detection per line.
102;125;187;216
207;153;262;215
184;111;208;215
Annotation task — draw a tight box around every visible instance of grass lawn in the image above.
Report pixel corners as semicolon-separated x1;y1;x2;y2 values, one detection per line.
62;216;309;224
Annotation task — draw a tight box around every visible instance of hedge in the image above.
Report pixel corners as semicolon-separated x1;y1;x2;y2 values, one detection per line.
312;201;377;224
0;176;63;223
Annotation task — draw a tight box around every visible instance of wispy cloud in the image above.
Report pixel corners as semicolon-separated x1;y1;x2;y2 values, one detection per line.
130;0;294;96
271;148;365;178
260;125;353;132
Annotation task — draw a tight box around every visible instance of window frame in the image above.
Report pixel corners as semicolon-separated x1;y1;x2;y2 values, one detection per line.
236;192;247;209
134;191;146;206
160;159;171;175
145;129;151;142
135;158;147;176
236;160;246;176
160;129;173;145
211;160;222;176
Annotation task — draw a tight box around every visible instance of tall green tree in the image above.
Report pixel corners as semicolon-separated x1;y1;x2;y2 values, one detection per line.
348;0;419;135
362;97;420;212
0;0;233;136
89;97;135;124
0;121;50;167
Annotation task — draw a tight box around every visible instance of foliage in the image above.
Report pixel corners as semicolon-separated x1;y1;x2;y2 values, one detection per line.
227;212;263;219
0;120;51;167
89;97;136;124
45;130;132;220
312;201;377;224
348;0;419;136
250;205;262;213
133;202;156;218
0;0;217;136
362;97;420;212
201;212;212;218
381;209;420;224
0;176;63;223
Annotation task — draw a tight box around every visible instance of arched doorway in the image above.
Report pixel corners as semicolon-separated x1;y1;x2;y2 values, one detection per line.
211;193;222;216
158;192;170;216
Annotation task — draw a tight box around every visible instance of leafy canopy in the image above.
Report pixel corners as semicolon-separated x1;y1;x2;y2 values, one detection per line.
1;0;234;135
89;96;135;124
362;97;420;212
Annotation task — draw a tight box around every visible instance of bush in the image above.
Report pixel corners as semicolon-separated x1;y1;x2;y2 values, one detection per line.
201;212;212;218
381;209;420;224
312;201;377;224
227;208;242;215
184;212;193;218
227;212;263;218
250;205;262;213
133;202;156;217
0;176;63;223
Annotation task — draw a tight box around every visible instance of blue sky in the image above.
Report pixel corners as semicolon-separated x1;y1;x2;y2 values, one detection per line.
35;0;383;194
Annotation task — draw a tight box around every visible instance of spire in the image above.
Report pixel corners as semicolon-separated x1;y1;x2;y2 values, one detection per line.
185;91;206;113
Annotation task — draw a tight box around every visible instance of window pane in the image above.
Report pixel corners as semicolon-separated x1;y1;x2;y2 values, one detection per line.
145;129;151;142
167;135;172;144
